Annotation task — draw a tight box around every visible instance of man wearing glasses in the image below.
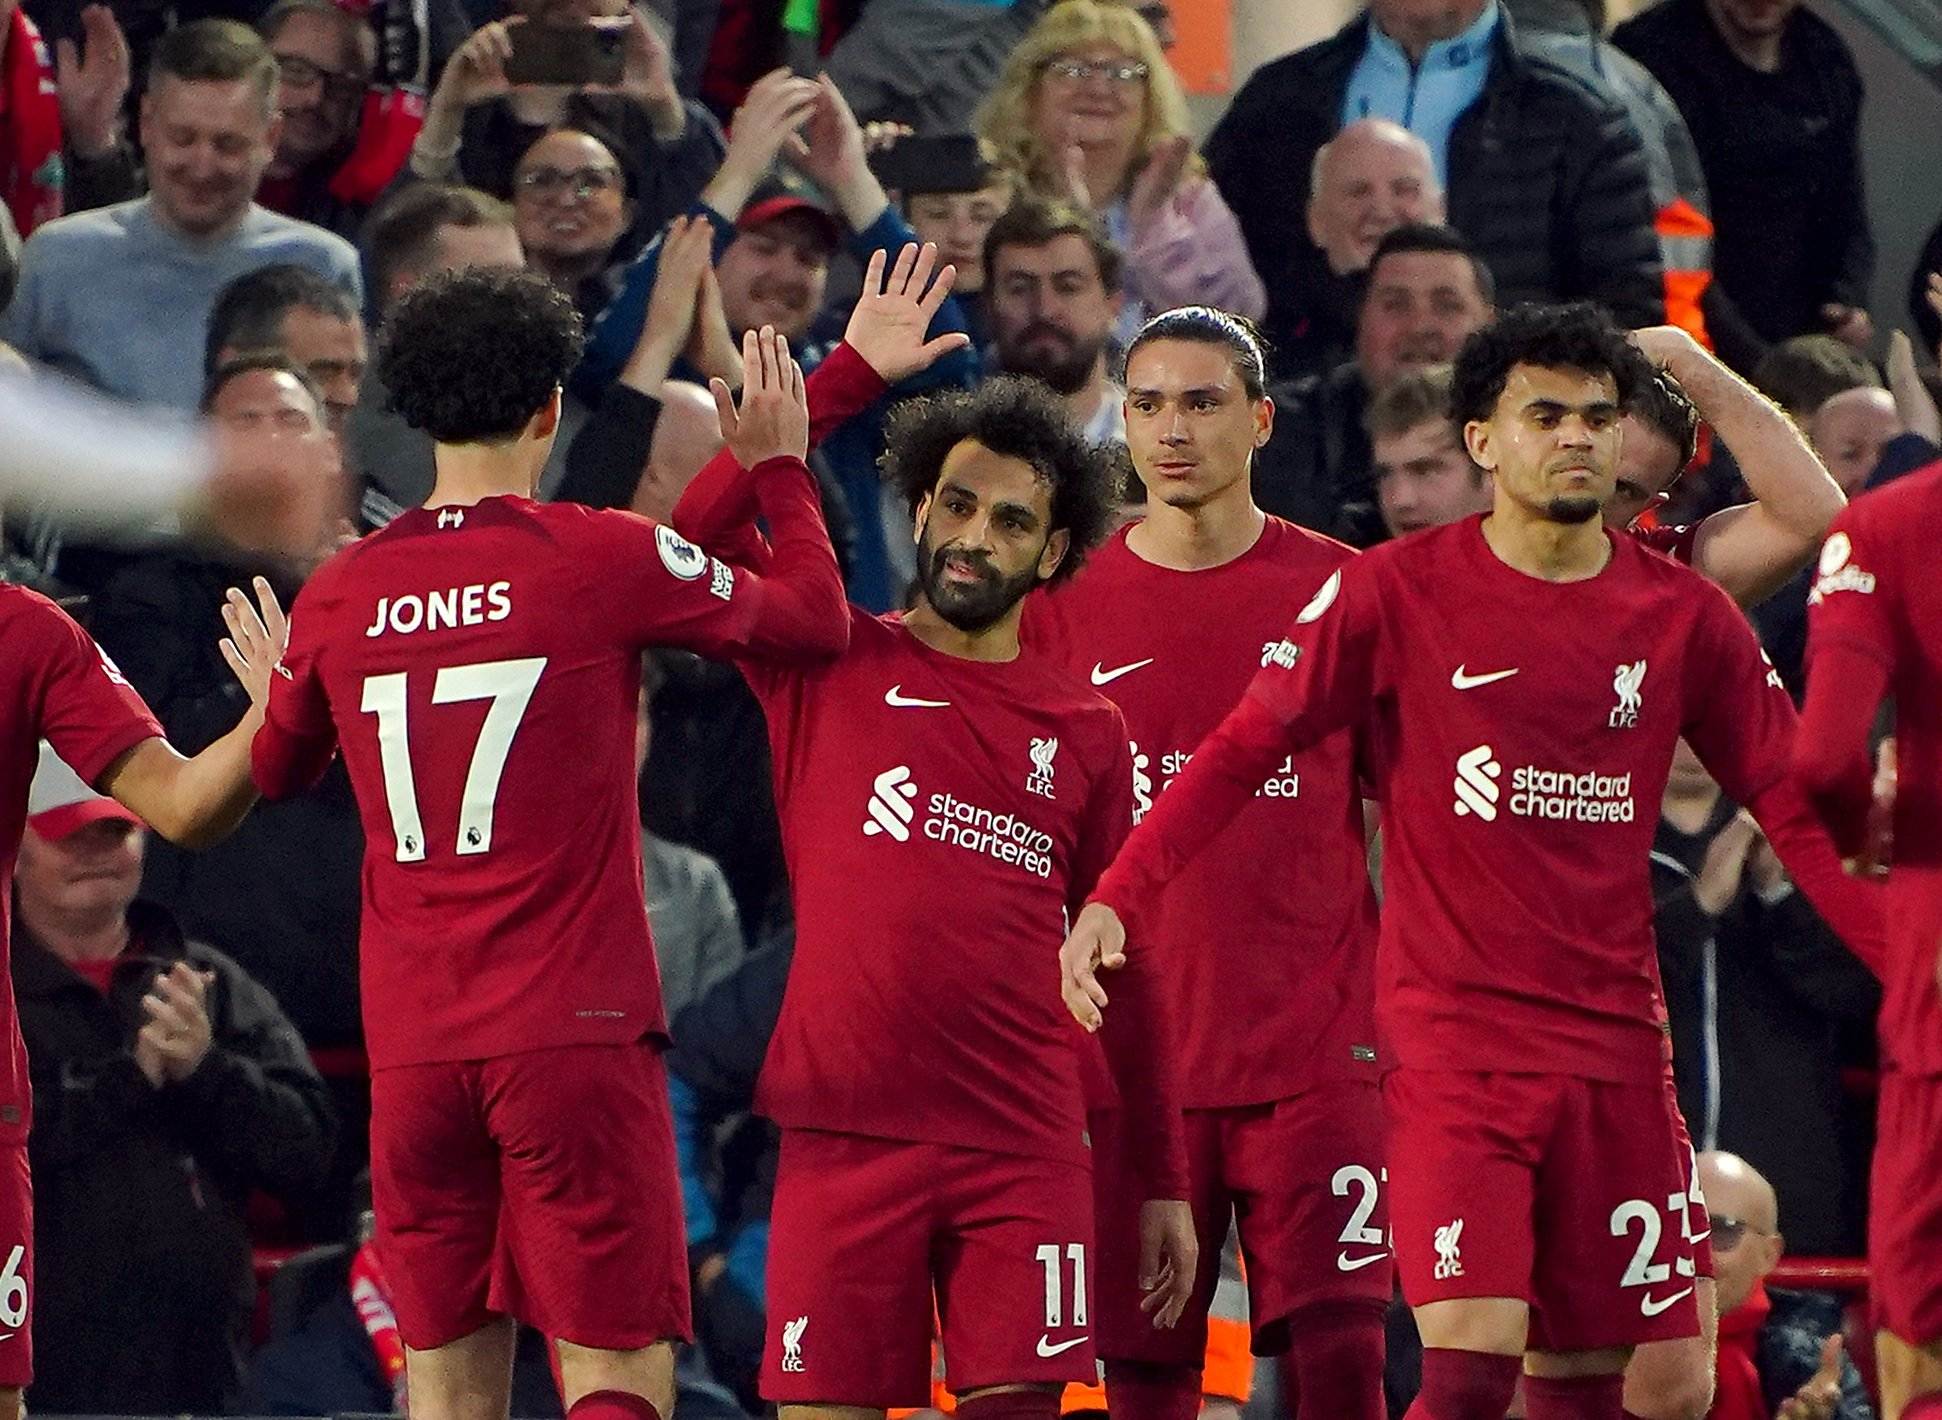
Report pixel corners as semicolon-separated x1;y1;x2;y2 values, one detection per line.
1697;1152;1871;1420
258;0;386;241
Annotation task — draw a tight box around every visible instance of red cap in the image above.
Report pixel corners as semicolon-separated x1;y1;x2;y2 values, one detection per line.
737;194;841;252
26;743;142;841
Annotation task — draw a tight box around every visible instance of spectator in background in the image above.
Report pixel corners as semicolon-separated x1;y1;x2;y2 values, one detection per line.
1505;0;1717;348
1615;0;1874;375
342;183;525;521
1206;0;1662;353
205;262;369;436
258;0;382;240
1253;221;1493;544
1699;1151;1875;1420
1;20;362;407
1653;743;1878;1258
884;135;1013;351
1753;334;1882;424
823;0;1042;136
510;126;635;323
1912;229;1941;355
1809;386;1904;495
407;0;722;239
12;743;337;1414
983;195;1125;445
1364;363;1491;540
89;357;367;1056
977;0;1263;339
1281;117;1441;381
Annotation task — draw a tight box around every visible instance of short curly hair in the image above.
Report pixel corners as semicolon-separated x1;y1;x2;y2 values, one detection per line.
881;376;1117;587
377;268;585;444
1450;302;1649;430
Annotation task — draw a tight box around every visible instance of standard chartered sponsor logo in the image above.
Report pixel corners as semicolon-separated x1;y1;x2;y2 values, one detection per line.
1161;748;1299;799
862;765;1056;876
1453;745;1634;823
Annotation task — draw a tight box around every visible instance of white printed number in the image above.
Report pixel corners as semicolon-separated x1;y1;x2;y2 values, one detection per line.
1609;1199;1671;1288
360;658;546;862
1035;1242;1087;1328
1332;1164;1388;1247
0;1245;28;1330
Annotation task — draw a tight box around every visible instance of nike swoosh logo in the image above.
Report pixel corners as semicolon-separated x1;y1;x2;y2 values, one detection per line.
885;685;950;708
1036;1334;1088;1358
1336;1251;1389;1272
1451;665;1520;690
1640;1287;1694;1317
1090;658;1154;686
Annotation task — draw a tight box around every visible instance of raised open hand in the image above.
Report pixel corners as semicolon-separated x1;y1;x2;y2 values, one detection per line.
842;242;970;384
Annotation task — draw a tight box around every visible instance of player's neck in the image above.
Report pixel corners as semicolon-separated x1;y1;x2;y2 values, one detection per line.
903;599;1023;663
427;442;541;506
19;900;130;964
1125;489;1265;571
1479;503;1611;582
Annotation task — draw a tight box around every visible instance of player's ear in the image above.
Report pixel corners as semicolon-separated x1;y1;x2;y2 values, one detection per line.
1038;527;1070;583
912;494;932;544
1255;394;1275;448
1462;417;1494;472
531;388;564;442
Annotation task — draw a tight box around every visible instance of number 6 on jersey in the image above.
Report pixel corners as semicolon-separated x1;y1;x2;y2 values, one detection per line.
360;657;547;862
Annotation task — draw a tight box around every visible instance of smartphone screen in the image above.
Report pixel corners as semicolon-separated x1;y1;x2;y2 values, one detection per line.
504;21;626;88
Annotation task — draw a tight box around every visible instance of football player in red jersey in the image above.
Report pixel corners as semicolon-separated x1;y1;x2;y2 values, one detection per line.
671;267;1196;1419
1024;307;1387;1420
0;574;288;1413
251;267;849;1420
1795;457;1942;1420
1062;303;1882;1420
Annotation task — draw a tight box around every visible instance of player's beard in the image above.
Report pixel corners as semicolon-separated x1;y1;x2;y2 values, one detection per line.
916;526;1042;633
1542;493;1604;524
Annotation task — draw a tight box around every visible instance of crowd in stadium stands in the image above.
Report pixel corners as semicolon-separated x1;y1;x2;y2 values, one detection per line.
0;0;1935;1413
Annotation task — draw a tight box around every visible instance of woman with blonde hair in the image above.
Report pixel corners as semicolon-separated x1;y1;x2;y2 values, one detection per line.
978;0;1264;334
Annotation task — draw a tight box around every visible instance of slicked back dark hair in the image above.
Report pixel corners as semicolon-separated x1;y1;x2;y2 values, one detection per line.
205;263;361;377
200;353;327;419
1126;306;1270;400
1450;302;1648;429
377;268;584;444
1630;366;1701;482
881;376;1117;587
1367;222;1496;307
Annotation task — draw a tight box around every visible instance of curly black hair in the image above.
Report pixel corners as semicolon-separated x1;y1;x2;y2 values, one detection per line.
880;376;1117;587
377;268;585;444
1450;302;1650;430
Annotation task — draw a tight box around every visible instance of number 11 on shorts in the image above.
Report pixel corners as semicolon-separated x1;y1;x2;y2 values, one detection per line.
1036;1242;1087;1328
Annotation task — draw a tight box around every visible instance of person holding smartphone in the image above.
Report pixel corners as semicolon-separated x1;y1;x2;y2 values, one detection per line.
408;0;723;248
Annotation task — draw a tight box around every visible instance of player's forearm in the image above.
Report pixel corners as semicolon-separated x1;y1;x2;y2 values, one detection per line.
737;457;849;660
1664;337;1845;542
1095;957;1190;1199
1092;692;1294;940
1748;774;1885;976
1792;639;1888;858
105;717;262;850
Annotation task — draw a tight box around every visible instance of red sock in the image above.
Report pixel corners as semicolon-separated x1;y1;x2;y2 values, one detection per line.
1406;1348;1522;1420
1902;1395;1942;1419
1103;1359;1202;1420
566;1390;662;1420
1286;1302;1387;1420
1524;1372;1625;1420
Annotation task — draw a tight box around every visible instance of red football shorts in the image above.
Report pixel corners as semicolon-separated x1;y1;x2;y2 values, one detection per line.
0;1146;31;1388
763;1130;1095;1407
1386;1069;1704;1352
1871;1071;1942;1346
1091;1079;1390;1365
368;1042;691;1352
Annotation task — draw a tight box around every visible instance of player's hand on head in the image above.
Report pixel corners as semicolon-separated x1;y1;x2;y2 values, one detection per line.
1059;901;1126;1032
843;242;971;384
1136;1198;1197;1329
1629;324;1700;368
219;576;290;711
710;326;808;467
